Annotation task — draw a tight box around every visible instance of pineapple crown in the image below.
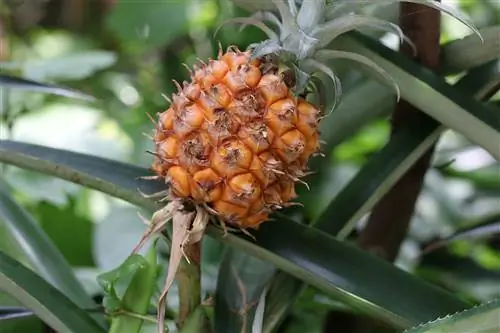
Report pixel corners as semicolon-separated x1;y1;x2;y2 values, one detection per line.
224;0;480;111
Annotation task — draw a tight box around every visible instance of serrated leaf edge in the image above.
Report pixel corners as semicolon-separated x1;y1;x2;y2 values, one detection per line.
403;298;500;333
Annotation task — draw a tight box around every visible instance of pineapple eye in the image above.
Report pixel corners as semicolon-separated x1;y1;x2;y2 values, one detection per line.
265;98;298;136
205;108;240;144
257;74;288;105
192;168;222;202
167;166;191;198
274;129;306;163
159;137;179;160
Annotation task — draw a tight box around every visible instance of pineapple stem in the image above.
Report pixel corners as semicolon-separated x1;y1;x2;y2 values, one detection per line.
154;204;209;332
176;241;202;328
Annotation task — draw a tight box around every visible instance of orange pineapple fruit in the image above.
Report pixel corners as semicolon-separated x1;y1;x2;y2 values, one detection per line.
151;48;321;229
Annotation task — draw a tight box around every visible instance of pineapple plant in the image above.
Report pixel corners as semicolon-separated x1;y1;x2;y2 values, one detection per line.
131;0;479;331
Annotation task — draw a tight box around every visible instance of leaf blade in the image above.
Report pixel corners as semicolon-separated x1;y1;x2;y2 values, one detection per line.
315;59;500;236
334;33;500;159
440;26;500;75
0;250;106;333
211;220;470;329
0;179;101;314
0;140;164;212
0;74;95;101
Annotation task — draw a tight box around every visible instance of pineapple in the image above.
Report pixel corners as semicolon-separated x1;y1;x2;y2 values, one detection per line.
134;0;477;331
151;48;320;229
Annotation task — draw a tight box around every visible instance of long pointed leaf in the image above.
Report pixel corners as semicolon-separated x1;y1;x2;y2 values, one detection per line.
0;307;34;321
0;141;164;211
440;26;500;75
315;60;500;236
0;180;101;317
334;33;500;159
212;219;470;329
0;250;106;333
326;0;481;40
0;74;95;101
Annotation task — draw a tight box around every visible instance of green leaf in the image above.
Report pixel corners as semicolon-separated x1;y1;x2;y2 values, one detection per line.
0;143;475;328
440;26;500;75
0;179;99;313
106;0;191;51
105;245;159;333
403;299;500;333
297;30;498;216
214;249;276;333
0;250;106;333
326;0;481;39
262;271;305;332
214;219;470;329
0;307;33;320
315;59;500;236
97;254;150;312
316;116;442;236
0;74;95;101
318;79;394;150
0;140;164;212
334;33;500;160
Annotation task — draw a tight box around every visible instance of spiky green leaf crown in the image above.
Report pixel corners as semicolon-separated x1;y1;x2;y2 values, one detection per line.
227;0;480;111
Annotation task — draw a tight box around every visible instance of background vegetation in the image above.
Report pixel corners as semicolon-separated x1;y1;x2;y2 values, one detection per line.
0;0;499;332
